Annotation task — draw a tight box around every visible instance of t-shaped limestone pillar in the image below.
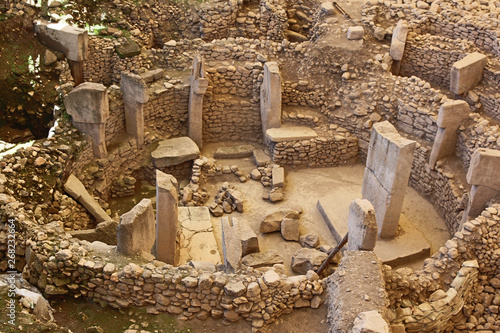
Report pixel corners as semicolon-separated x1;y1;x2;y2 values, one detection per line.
64;82;109;158
429;100;470;169
156;170;179;265
188;54;208;148
450;52;488;95
121;72;149;148
35;21;88;85
362;121;416;238
260;62;282;138
463;148;500;221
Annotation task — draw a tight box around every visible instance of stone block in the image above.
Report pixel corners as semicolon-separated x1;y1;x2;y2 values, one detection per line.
352;311;390;333
347;199;378;251
450;52;487;95
466;148;500;191
117;199;155;255
347;26;364;40
272;166;285;188
390;20;408;61
436;100;470;128
65;82;109;124
214;145;254;159
63;174;111;222
156;171;179;265
291;248;327;274
35;21;88;61
266;126;317;143
467;184;500;217
221;216;242;272
253;149;271;166
152;137;200;168
281;218;300;241
240;221;259;256
121;71;149;104
241;250;284;268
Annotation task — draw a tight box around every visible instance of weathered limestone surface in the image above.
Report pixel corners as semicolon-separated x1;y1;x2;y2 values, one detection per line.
68;220;118;245
240;220;259;256
272;166;285;188
352;311;390;333
241;250;284;268
450;52;488;95
188;54;208;148
326;251;389;333
151;137;200;168
221;216;242;272
64;82;109;158
266;126;317;143
121;71;149;147
429;100;470;168
467;184;500;217
35;21;88;61
214;145;254;159
63;174;111;222
362;121;416;238
347;199;378;251
156;171;179;265
117;199;155;256
390;20;408;61
466;148;500;191
260;62;282;137
347;26;365;40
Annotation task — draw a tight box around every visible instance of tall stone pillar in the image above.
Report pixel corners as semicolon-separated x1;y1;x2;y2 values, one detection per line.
156;170;179;265
362;121;416;238
389;20;408;75
188;54;208;148
121;72;149;148
64;82;109;158
463;148;500;221
117;199;155;256
450;52;488;96
429;100;470;169
260;62;282;138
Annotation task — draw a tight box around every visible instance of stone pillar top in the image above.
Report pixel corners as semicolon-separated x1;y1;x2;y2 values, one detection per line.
65;82;109;124
35;20;88;61
121;71;149;104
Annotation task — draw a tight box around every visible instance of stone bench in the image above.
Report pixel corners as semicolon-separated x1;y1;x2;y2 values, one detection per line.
151;136;200;168
265;126;318;143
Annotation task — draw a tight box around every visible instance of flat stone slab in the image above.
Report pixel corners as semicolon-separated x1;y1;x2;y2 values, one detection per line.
214;145;255;159
318;195;430;266
265;126;317;143
151;137;200;168
178;207;221;265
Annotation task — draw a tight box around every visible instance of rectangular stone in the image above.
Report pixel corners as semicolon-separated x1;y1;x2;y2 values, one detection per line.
221;216;242;272
266;126;317;143
450;52;488;94
466;148;500;190
151;137;200;168
272;166;285;188
156;171;179;265
117;199;155;256
347;199;378;251
390;20;408;61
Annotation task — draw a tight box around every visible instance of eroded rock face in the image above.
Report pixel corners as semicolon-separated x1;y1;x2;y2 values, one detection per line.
291;248;328;275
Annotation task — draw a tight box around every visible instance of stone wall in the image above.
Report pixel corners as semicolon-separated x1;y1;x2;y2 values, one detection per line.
0;198;327;330
400;34;478;89
268;127;358;167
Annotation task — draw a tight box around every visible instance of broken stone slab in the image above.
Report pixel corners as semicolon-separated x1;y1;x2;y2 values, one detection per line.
221;216;242;272
260;209;300;233
389;20;408;61
188;261;216;273
268;187;284;202
320;2;335;15
291;248;328;275
151;137;200;168
253;149;271;167
227;189;244;212
140;68;165;83
35;21;88;61
241;250;284;268
347;26;364;40
285;30;308;42
68;220;118;245
450;52;488;95
352;310;390;333
240;221;259;256
429;100;470;169
156;171;179;265
300;233;319;248
347;199;378;251
214;145;255;159
281;217;300;241
466;148;500;191
272;166;285;188
63;174;111;222
265;126;317;143
117;199;155;256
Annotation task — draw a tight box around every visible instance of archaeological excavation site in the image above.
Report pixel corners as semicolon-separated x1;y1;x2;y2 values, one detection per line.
1;0;500;332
